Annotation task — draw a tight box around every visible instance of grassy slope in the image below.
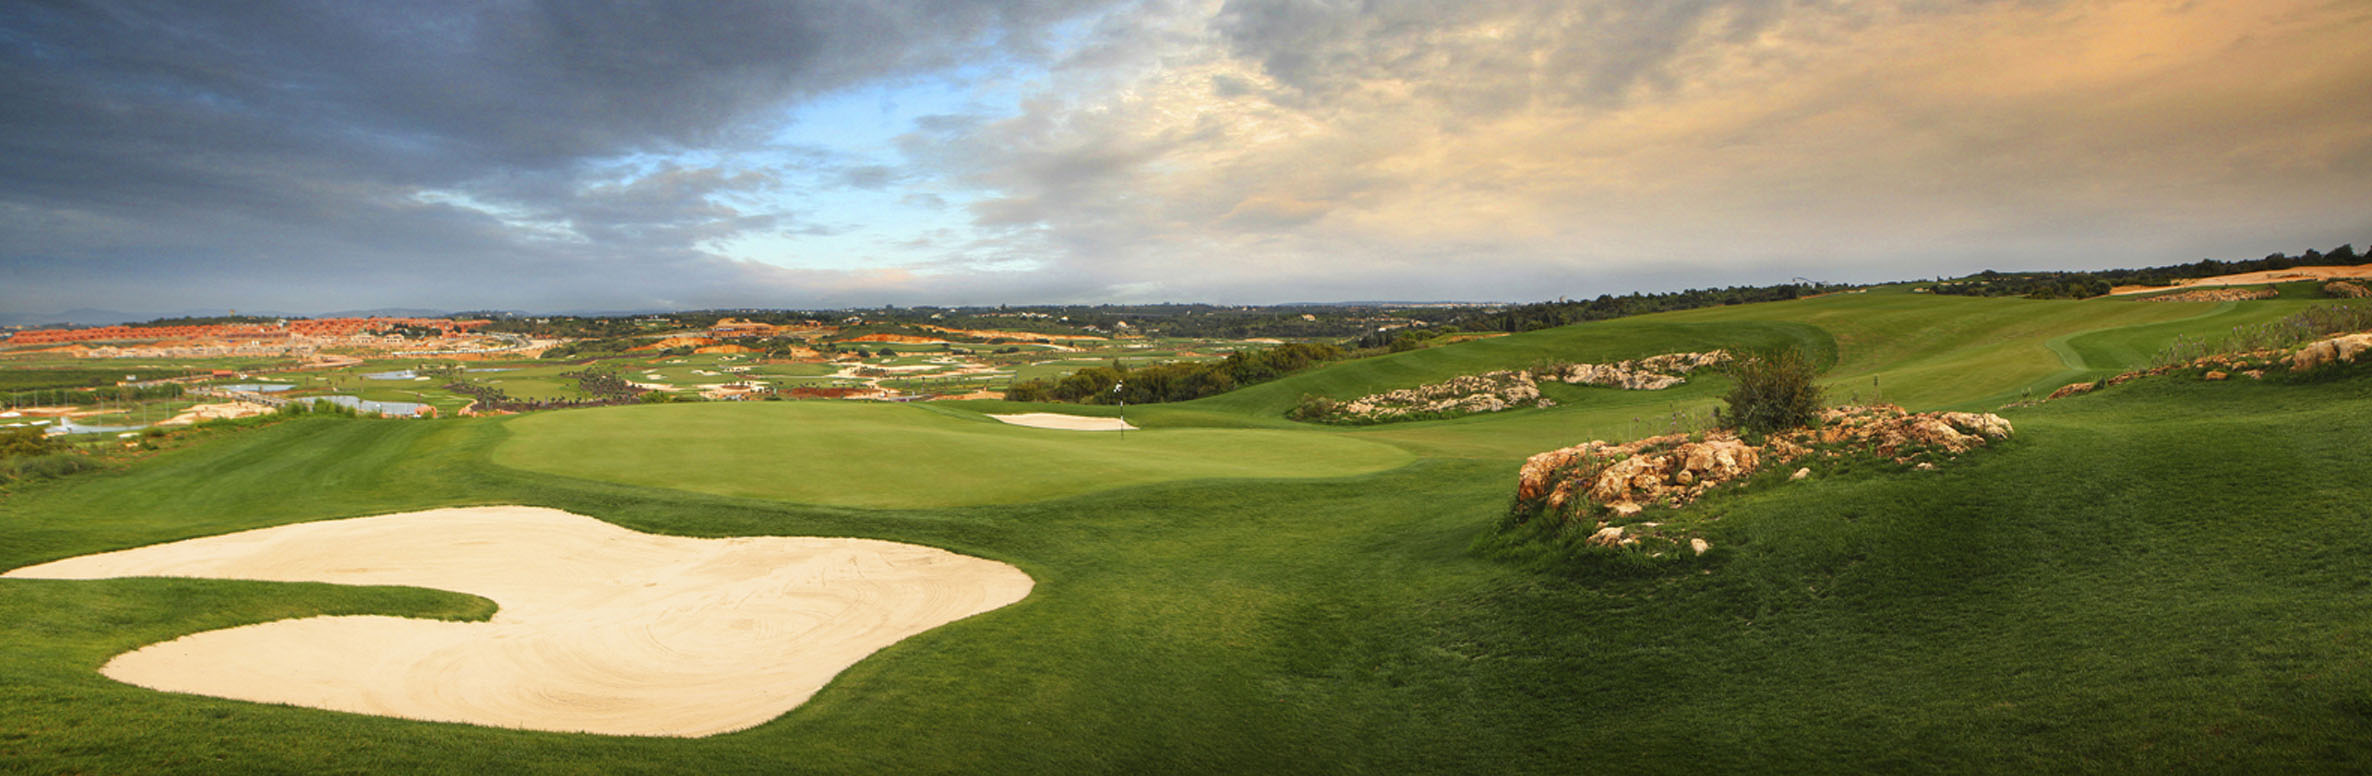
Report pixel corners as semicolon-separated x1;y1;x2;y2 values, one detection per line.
1096;289;2315;458
4;374;2370;774
4;294;2369;773
491;401;1413;508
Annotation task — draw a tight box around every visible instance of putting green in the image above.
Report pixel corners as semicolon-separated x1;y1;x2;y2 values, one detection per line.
492;401;1414;507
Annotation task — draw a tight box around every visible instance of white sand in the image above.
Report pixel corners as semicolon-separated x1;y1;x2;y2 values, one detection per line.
156;402;273;426
986;412;1137;431
1;506;1032;737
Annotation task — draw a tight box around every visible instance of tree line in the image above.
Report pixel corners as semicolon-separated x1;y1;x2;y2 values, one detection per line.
1930;244;2361;299
1005;342;1342;404
1411;283;1853;338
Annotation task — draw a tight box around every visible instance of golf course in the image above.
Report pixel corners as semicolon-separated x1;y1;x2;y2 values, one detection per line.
5;287;2371;773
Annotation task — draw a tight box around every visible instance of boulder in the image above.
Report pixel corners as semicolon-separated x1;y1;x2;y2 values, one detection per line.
1790;467;1810;481
1939;411;2015;440
2291;332;2372;372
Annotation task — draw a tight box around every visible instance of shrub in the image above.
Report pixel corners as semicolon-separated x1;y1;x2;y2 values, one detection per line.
0;452;98;483
0;426;61;458
1287;394;1339;421
1713;348;1824;435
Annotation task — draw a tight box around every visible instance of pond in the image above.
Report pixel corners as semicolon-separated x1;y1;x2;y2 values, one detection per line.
302;395;431;417
219;383;296;393
43;418;149;436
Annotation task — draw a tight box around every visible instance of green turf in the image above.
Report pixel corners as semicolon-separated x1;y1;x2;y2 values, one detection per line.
5;293;2371;774
489;401;1415;508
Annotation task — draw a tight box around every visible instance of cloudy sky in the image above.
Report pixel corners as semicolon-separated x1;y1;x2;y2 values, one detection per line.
2;0;2367;315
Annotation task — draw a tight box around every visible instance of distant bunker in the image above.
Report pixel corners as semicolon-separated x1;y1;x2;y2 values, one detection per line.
1;506;1033;737
986;412;1136;431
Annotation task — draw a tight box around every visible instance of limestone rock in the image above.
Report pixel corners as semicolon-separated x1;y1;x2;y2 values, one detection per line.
2291;332;2372;372
1550;351;1730;390
2142;287;2278;303
1790;467;1810;481
2204;370;2228;381
2046;382;2097;400
1690;538;1711;556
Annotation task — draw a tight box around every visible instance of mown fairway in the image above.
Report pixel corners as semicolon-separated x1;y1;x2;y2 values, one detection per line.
491;401;1413;507
4;292;2370;774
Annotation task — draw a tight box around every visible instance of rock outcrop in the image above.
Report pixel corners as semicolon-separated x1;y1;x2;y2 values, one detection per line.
2141;287;2278;303
2325;281;2372;299
1546;351;1730;390
1510;405;2015;553
2291;331;2372;371
1327;370;1552;422
1307;350;1731;424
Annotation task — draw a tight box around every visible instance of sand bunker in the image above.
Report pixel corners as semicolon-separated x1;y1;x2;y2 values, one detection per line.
986;412;1137;431
1;506;1032;737
2110;263;2372;295
156;401;273;426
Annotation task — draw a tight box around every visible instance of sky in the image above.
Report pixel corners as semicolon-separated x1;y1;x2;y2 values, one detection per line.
1;0;2368;316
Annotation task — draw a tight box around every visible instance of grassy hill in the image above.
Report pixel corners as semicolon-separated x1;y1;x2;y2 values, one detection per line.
2;291;2368;773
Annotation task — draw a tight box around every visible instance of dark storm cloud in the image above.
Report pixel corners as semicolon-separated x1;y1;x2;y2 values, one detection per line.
0;0;1107;313
4;0;2370;315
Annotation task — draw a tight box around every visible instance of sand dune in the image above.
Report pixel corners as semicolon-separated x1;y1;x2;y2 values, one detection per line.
0;506;1032;737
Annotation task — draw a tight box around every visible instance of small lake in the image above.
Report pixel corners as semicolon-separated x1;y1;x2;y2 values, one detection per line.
362;370;418;380
44;418;149;436
219;383;296;393
304;395;430;417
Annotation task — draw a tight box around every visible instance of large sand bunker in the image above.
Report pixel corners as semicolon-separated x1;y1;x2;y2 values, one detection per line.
986;412;1136;431
2110;263;2372;295
0;506;1032;737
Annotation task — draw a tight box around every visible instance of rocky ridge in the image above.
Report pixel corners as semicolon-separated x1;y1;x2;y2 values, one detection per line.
1509;405;2015;555
1545;351;1732;390
1300;350;1729;423
2035;328;2372;404
2141;287;2279;303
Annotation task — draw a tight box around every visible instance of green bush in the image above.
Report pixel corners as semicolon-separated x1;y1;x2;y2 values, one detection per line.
1286;394;1340;421
0;426;62;458
1713;347;1824;435
0;451;98;482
